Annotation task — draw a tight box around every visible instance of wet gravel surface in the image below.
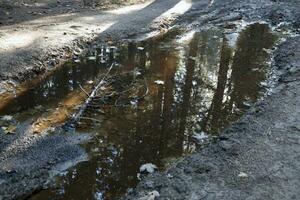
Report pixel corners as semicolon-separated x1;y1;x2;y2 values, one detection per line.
0;126;91;200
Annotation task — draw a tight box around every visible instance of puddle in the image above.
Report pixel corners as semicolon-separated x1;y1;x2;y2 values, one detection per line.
0;23;276;199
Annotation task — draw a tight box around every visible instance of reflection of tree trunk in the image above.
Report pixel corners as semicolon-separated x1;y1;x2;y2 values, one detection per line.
210;37;231;133
138;49;147;73
109;47;114;61
126;43;137;71
82;0;93;6
119;44;150;180
229;24;275;109
71;65;78;89
176;34;200;153
190;32;209;133
123;110;142;188
147;48;165;161
160;53;177;156
154;86;164;161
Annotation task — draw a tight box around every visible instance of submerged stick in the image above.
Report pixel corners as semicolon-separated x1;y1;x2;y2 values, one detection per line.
63;63;115;130
79;84;89;97
79;117;103;123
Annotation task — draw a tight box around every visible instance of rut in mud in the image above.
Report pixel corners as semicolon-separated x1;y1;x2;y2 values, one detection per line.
0;23;277;199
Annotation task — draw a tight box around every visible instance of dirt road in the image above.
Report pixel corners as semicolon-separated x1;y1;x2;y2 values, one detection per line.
0;0;192;90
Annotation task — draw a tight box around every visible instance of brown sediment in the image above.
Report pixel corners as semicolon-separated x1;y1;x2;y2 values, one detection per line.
30;87;89;134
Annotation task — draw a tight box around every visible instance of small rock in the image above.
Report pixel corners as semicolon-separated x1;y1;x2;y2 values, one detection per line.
242;101;252;107
88;56;96;61
154;80;164;85
274;122;285;129
0;179;5;184
189;56;197;61
192;131;208;141
238;172;248;178
1;115;13;121
2;125;17;134
166;173;173;178
144;181;155;189
262;48;272;54
183;167;193;174
126;187;134;195
140;163;158;174
260;82;268;87
6;169;16;174
139;190;160;200
219;140;234;151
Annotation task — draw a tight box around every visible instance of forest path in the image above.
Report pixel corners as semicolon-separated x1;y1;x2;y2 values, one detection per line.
0;0;200;89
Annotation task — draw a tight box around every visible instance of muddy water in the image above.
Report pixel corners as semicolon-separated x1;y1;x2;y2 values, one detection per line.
0;23;275;199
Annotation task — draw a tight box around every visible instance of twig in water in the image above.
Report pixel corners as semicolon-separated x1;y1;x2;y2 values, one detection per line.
79;116;103;123
139;77;149;100
64;63;115;128
79;84;90;97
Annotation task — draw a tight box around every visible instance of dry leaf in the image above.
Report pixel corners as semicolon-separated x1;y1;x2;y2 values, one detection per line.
154;80;164;85
2;125;17;134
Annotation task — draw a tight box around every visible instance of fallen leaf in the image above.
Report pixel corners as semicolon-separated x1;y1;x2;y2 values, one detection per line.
2;125;17;134
154;80;164;85
139;190;160;200
238;172;248;178
262;48;272;54
1;115;13;121
88;56;96;61
167;173;173;178
192;131;208;142
189;56;197;61
140;163;157;173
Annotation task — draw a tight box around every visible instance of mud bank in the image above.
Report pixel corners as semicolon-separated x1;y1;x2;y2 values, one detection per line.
0;130;91;200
